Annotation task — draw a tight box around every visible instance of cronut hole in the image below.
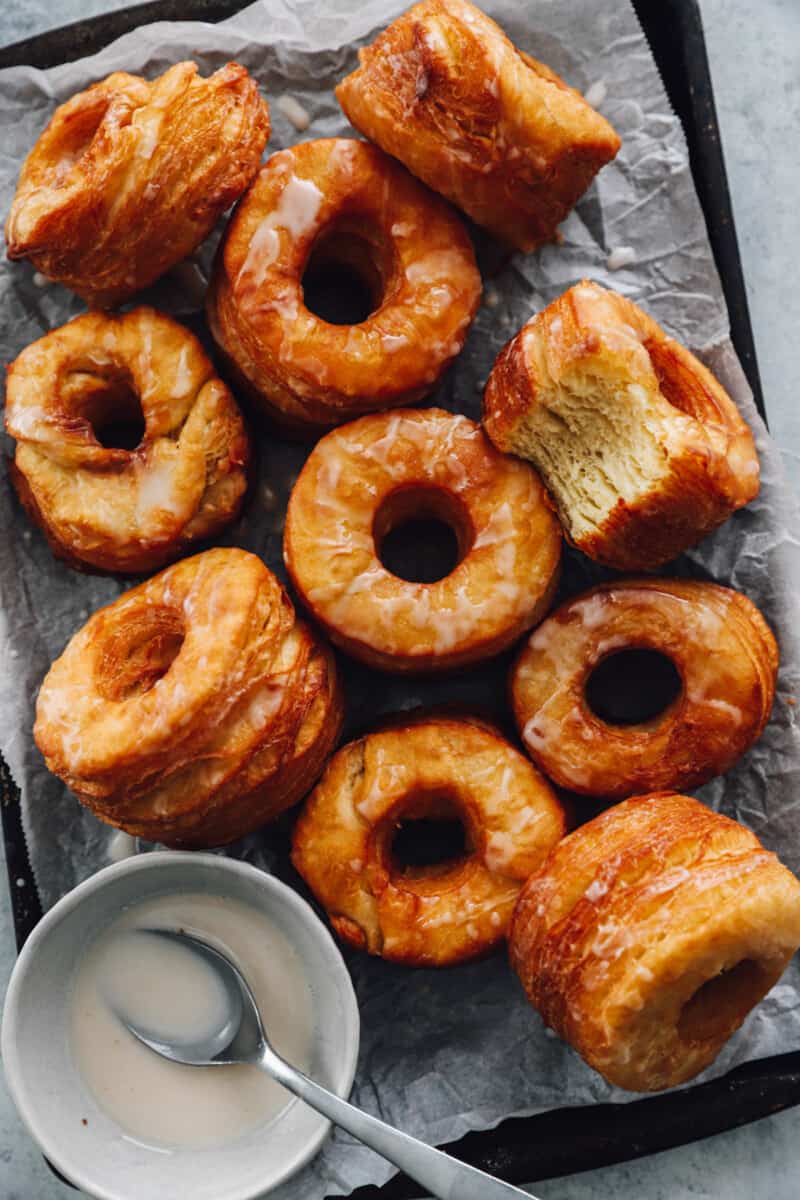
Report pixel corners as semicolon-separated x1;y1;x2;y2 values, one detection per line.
585;648;681;726
96;606;185;702
49;97;112;185
389;796;472;881
301;221;392;325
374;486;474;584
677;959;770;1043
77;372;146;450
645;337;708;423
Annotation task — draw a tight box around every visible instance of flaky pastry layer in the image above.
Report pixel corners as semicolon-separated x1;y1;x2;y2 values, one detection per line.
336;0;620;250
207;138;481;433
34;548;343;847
6;307;250;574
483;280;759;569
6;61;270;308
510;793;800;1091
284;408;561;671
293;714;566;966
511;578;778;798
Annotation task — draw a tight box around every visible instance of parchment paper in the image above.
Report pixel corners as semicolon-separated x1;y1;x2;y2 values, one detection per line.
1;1;800;1196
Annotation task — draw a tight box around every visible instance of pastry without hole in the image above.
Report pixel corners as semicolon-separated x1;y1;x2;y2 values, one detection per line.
483;280;760;570
292;714;567;966
336;0;620;250
5;308;250;575
511;578;778;798
283;408;561;672
34;548;343;847
510;793;800;1091
207;138;481;434
6;61;270;308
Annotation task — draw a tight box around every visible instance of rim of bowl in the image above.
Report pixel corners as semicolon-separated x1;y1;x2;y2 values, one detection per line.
1;851;361;1200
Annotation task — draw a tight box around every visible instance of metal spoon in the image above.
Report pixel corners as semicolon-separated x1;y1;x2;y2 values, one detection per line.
122;928;537;1200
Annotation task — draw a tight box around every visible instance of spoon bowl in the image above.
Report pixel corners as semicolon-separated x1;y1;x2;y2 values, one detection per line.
125;926;262;1070
123;929;248;1066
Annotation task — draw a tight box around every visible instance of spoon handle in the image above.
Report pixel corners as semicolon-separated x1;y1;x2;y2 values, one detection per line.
261;1048;536;1200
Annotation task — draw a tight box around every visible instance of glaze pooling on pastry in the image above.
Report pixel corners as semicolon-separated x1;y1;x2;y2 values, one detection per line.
236;175;324;292
511;579;778;798
283;408;561;672
483;280;760;570
336;0;620;250
207;138;481;433
5;61;270;308
292;714;566;966
510;794;800;1091
34;548;343;847
5;307;250;574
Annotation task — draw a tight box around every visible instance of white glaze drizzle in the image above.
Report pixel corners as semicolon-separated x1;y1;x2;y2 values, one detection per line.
236;175;323;291
298;414;547;658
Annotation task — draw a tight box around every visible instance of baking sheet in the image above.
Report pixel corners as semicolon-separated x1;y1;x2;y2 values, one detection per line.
1;1;800;1196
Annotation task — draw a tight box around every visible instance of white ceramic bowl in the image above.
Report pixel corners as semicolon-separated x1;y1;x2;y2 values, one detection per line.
2;852;360;1200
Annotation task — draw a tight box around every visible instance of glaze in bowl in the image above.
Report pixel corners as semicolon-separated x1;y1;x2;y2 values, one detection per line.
1;852;360;1200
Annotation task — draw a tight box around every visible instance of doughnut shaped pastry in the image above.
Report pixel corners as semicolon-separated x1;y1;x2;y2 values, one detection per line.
6;308;250;574
511;579;777;798
483;281;759;570
5;62;270;308
292;714;566;965
207;139;481;433
510;793;800;1091
34;548;342;847
336;0;620;251
284;408;561;672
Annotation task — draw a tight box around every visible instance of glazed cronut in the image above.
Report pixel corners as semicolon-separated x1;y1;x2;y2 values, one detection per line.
482;281;758;570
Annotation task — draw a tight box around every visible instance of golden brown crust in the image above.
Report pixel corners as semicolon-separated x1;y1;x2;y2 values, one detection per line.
283;408;562;672
336;0;620;250
509;793;800;1091
292;714;567;966
6;62;270;308
34;548;343;847
483;280;760;570
207;138;481;434
5;307;250;575
511;578;778;798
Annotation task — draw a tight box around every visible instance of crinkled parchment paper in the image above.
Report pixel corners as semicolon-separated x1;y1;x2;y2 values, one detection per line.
1;1;800;1195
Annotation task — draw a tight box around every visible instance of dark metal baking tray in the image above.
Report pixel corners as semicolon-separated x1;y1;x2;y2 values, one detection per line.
0;0;788;1194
